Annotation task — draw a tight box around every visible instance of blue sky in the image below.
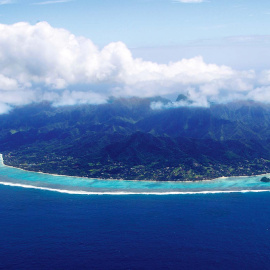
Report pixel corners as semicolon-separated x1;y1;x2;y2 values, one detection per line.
1;0;270;48
0;0;270;112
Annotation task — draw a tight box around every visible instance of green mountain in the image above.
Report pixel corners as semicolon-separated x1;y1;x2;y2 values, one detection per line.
1;98;270;181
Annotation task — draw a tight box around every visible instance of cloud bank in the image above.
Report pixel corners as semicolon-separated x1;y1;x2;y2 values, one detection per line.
0;21;269;113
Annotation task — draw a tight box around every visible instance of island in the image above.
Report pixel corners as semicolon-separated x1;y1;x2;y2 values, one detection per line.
261;176;270;183
1;99;270;182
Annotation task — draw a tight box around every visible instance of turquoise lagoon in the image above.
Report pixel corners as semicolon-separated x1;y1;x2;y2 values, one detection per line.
1;155;270;195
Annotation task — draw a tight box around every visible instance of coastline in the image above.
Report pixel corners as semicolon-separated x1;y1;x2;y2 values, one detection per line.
0;154;216;183
1;180;270;195
0;154;269;184
1;154;270;195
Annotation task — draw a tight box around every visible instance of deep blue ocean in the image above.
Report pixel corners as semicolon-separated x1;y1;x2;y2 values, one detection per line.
1;187;270;269
1;155;270;269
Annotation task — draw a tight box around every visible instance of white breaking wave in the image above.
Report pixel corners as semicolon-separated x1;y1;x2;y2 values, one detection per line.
1;153;270;196
0;181;269;196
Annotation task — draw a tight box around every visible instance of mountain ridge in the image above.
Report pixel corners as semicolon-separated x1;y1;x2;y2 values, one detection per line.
1;97;270;181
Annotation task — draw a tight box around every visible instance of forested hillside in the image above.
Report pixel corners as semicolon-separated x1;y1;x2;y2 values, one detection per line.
2;97;270;181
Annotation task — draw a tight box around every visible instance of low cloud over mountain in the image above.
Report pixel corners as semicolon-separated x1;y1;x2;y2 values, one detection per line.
0;21;269;112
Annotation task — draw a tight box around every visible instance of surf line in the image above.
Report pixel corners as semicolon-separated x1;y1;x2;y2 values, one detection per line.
0;180;270;196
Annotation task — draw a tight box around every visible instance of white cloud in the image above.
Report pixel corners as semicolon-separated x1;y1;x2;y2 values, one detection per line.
173;0;205;3
0;21;269;113
0;103;11;114
247;86;270;103
0;0;13;4
50;90;107;106
33;0;71;5
0;74;19;90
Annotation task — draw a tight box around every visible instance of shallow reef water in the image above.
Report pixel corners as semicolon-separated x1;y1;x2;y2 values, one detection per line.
0;155;270;195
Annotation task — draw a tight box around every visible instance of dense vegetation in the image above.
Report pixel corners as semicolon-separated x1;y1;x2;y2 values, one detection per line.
1;96;270;181
261;177;270;183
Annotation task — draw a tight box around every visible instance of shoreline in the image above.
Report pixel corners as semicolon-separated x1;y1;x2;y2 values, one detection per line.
1;154;270;195
0;154;216;183
1;154;269;184
0;180;270;195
